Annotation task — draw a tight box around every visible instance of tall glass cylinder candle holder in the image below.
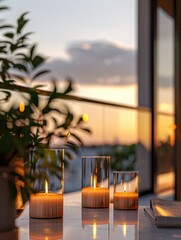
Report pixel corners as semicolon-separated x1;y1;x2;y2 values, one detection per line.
113;171;138;210
29;149;64;219
82;156;110;208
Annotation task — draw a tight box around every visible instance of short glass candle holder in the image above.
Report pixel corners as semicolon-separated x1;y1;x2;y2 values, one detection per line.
82;156;110;208
29;149;64;219
113;171;138;210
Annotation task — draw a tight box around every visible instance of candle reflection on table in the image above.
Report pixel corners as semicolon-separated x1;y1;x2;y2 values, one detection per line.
114;210;139;240
29;218;63;240
82;208;110;240
123;223;127;237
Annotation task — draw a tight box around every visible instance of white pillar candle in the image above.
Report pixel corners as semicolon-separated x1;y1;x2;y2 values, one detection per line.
114;192;138;210
82;187;109;208
30;193;63;218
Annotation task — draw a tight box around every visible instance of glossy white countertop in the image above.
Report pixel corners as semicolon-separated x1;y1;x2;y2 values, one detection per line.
2;192;181;240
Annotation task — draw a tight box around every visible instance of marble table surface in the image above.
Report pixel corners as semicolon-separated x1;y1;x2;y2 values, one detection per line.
2;191;181;240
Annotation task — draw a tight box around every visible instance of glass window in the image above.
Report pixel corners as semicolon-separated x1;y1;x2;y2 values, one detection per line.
155;1;175;193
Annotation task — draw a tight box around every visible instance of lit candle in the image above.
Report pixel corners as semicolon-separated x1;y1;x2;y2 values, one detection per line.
114;191;138;210
82;176;109;208
30;180;63;218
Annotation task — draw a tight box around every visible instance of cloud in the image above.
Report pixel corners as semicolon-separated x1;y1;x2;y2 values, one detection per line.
45;40;137;85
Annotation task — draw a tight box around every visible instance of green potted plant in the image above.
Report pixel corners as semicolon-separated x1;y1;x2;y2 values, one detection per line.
0;3;91;232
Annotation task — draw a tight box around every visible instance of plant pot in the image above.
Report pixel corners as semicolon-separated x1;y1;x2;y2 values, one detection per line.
0;167;16;232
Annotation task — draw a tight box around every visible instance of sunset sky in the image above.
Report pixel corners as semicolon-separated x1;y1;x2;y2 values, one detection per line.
3;0;137;104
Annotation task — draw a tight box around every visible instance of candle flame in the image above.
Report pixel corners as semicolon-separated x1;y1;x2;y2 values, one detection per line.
123;223;127;237
93;222;97;239
45;180;48;194
124;184;126;192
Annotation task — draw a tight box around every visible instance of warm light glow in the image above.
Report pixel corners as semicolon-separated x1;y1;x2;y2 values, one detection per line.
157;172;175;189
45;180;48;194
123;223;127;237
169;123;176;146
64;132;71;143
93;221;97;239
124;184;126;192
93;175;97;188
155;205;174;217
91;175;97;188
66;132;71;138
82;113;89;122
160;103;169;112
19;102;25;112
169;123;176;130
20;133;24;138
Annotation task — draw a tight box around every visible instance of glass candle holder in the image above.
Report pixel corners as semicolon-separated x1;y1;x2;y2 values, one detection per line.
113;171;138;210
29;149;64;218
82;156;110;208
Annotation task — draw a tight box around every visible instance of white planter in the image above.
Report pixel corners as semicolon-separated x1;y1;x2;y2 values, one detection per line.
0;167;16;232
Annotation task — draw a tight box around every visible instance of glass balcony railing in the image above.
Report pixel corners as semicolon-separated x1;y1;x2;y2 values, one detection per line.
0;85;175;195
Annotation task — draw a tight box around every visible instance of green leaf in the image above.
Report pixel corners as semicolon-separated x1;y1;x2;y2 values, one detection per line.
13;63;27;72
0;6;9;11
10;43;18;52
80;127;92;134
32;69;50;80
32;55;45;69
18;32;33;41
76;116;83;125
4;32;14;38
42;105;50;115
63;78;73;94
17;12;29;34
1;90;11;101
29;89;39;106
70;132;83;145
10;74;25;82
30;44;36;59
0;24;13;29
31;84;45;89
20;187;30;203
